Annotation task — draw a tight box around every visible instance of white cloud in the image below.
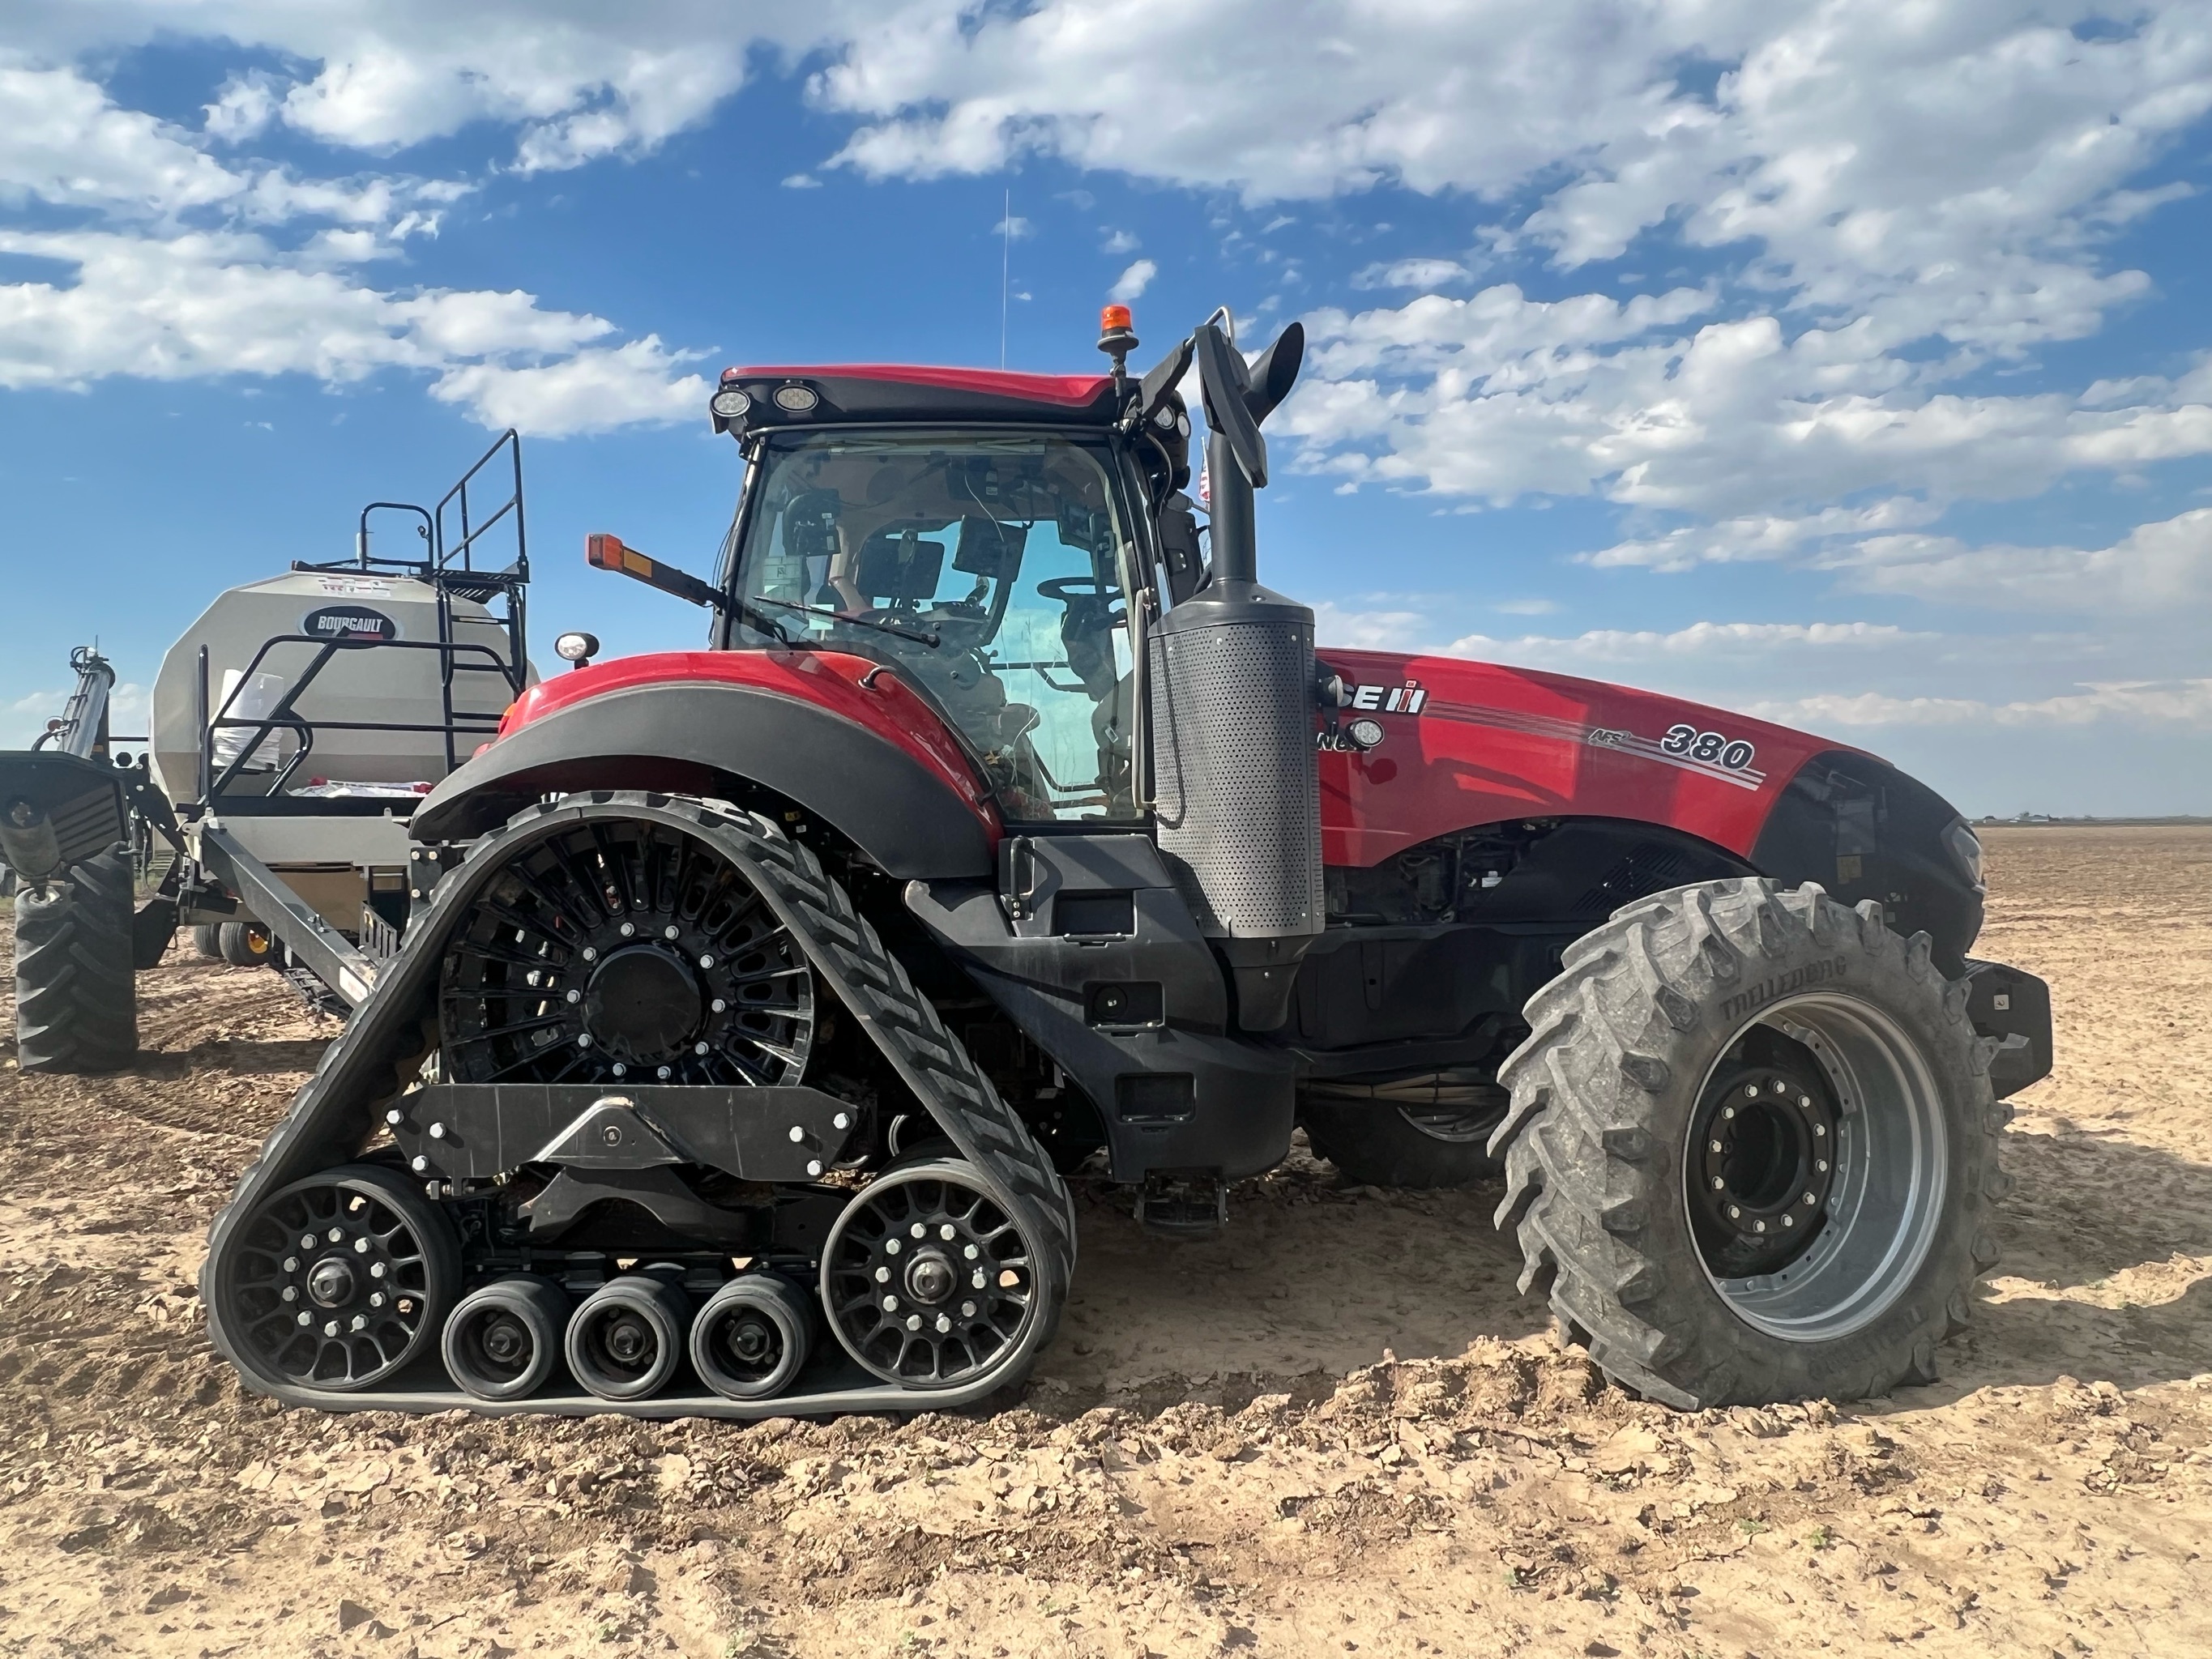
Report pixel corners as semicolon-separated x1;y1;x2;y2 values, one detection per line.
781;172;822;189
1101;228;1139;254
0;61;244;216
430;338;708;437
1824;509;2212;612
1352;258;1470;289
993;213;1033;240
1108;258;1156;303
0;228;695;435
1745;680;2212;731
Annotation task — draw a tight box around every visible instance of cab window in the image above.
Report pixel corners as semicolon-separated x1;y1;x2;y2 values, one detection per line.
731;433;1137;822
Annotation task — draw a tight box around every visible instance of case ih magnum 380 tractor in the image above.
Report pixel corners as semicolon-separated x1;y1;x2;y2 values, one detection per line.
199;307;2051;1418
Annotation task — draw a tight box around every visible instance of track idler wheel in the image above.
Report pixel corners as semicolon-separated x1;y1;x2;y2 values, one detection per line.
690;1273;813;1400
442;1276;570;1401
214;1164;459;1391
822;1159;1049;1390
565;1275;690;1401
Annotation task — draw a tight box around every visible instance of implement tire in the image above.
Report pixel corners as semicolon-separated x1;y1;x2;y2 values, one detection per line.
191;923;224;960
13;845;139;1074
219;920;275;968
1489;878;2008;1409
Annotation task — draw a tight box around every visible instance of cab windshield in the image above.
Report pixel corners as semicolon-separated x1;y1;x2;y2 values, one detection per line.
728;431;1137;822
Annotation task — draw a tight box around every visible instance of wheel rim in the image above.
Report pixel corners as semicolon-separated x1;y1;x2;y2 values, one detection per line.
223;1170;451;1389
822;1162;1040;1388
1685;992;1949;1342
440;819;813;1087
693;1278;809;1399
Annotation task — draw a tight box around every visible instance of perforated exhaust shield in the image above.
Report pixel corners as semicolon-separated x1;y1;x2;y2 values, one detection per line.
1147;586;1322;941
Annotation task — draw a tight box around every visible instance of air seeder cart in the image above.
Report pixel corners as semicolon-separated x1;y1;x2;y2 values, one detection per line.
27;308;2052;1418
1;434;534;1061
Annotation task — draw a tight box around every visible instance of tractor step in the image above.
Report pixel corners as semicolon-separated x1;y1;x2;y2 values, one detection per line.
1136;1171;1227;1238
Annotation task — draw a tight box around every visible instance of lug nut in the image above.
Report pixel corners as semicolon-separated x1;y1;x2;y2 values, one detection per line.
620;922;635;938
694;1042;709;1056
874;1266;890;1283
711;998;728;1014
788;1125;805;1143
971;1269;987;1289
935;1315;951;1333
1804;1192;1817;1205
1782;1214;1795;1228
939;1224;956;1241
1753;1220;1767;1233
566;989;581;1004
910;1222;927;1239
282;1256;300;1273
1817;1158;1830;1172
582;946;598;962
282;1286;297;1303
806;1160;823;1177
1799;1094;1813;1109
905;1315;921;1332
1744;1084;1760;1098
960;1301;976;1318
428;1122;446;1139
385;1109;403;1126
612;1064;627;1077
963;1244;978;1260
327;1228;344;1243
1709;1139;1723;1153
656;1066;671;1081
369;1292;386;1308
324;1320;339;1337
1723;1106;1736;1120
882;1294;899;1311
1813;1124;1826;1138
699;954;715;970
1728;1205;1742;1219
353;1237;370;1254
664;925;680;941
411;1156;428;1172
301;1234;316;1251
832;1111;851;1131
1711;1176;1725;1190
578;1033;594;1048
297;1311;312;1327
369;1263;386;1280
351;1314;367;1331
885;1238;901;1255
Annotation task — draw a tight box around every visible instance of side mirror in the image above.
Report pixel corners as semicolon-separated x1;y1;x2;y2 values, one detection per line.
585;532;724;611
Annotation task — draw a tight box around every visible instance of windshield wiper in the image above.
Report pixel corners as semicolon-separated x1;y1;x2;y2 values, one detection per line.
751;596;942;649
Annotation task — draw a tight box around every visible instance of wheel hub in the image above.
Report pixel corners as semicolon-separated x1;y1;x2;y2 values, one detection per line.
479;1314;530;1366
306;1257;357;1307
604;1314;655;1366
904;1250;956;1305
722;1313;776;1365
1690;1059;1838;1278
584;944;702;1062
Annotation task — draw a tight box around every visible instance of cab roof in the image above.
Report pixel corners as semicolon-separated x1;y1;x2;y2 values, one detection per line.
721;365;1121;429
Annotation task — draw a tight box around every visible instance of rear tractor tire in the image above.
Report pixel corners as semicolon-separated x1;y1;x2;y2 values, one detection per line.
1489;878;2007;1409
11;845;138;1074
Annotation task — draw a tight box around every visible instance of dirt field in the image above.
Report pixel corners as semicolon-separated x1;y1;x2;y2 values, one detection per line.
1;825;2206;1658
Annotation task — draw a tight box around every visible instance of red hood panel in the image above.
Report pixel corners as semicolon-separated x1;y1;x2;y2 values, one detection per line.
502;650;998;830
1316;649;1847;868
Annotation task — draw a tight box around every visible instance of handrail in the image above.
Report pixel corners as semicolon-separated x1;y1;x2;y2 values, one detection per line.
198;632;512;806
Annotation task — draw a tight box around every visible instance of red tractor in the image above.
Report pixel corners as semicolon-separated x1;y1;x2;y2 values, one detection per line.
201;307;2049;1416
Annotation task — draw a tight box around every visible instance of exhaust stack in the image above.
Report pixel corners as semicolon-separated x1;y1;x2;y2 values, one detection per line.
1147;318;1321;1032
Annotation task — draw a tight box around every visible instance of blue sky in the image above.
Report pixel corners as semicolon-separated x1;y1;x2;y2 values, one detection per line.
3;2;2210;815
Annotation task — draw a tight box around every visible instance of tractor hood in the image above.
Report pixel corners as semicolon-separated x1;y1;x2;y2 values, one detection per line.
1313;647;1874;869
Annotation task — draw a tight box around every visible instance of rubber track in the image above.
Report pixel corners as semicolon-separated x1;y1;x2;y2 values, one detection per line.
13;845;137;1073
201;791;1074;1407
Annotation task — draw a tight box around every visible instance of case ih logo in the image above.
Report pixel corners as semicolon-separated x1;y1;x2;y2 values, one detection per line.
301;604;399;643
1347;680;1427;714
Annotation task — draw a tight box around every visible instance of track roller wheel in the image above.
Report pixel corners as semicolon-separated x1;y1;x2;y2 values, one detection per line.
565;1275;690;1400
822;1158;1050;1390
690;1274;813;1400
213;1164;459;1391
442;1276;570;1401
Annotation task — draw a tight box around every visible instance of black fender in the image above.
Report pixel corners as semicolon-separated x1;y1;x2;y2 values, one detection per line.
411;682;994;879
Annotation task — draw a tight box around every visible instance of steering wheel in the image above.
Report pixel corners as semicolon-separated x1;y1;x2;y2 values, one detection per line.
1036;576;1111;603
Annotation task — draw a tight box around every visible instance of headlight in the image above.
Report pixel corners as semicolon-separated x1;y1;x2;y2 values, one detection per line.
1941;820;1984;893
709;387;750;420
